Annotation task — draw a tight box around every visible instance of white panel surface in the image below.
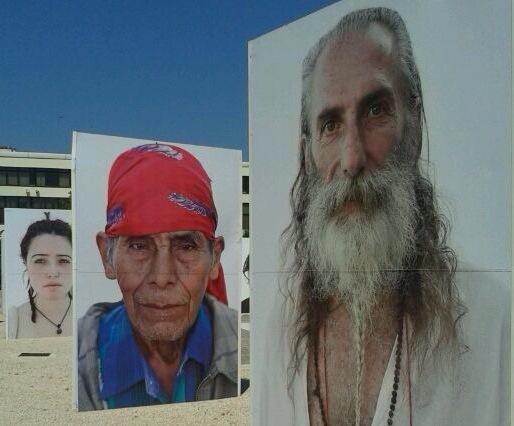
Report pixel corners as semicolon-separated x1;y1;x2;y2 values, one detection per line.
3;208;71;339
72;132;242;408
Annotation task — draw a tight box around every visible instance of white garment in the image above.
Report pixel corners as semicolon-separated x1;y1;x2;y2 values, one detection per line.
8;300;73;339
253;271;510;426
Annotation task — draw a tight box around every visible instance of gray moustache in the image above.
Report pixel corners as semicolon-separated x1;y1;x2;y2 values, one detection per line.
312;173;392;218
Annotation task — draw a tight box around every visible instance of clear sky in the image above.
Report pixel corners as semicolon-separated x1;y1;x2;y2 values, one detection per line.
1;0;337;159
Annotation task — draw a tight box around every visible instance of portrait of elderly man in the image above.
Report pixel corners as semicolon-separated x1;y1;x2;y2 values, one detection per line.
257;7;509;426
77;143;238;410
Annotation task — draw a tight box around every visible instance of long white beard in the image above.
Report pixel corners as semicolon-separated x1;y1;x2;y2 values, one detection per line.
304;160;418;317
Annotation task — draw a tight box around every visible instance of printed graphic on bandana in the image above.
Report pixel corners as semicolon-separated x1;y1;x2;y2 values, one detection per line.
72;132;242;412
131;143;183;160
168;192;212;218
3;209;72;340
106;205;124;227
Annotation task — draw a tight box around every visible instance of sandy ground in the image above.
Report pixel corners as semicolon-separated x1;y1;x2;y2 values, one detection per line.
0;293;251;425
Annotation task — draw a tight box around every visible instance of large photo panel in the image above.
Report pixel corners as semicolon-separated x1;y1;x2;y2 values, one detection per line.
249;1;510;425
3;208;72;339
72;132;241;410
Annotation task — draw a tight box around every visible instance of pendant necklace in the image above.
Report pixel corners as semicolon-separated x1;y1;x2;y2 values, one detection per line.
34;296;72;335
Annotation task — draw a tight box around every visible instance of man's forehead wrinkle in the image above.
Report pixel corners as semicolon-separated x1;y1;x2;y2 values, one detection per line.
121;231;201;243
318;76;394;104
372;73;394;92
312;64;395;118
306;31;402;141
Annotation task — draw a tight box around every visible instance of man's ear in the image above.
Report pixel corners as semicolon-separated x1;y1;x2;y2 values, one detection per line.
96;232;116;280
209;236;225;280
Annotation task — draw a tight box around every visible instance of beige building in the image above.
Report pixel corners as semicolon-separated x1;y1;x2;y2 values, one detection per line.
0;148;72;231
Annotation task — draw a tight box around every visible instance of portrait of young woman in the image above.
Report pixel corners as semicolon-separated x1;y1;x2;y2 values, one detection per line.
6;212;72;339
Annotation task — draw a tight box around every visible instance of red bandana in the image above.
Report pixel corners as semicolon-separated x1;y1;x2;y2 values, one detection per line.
105;143;227;304
106;143;217;238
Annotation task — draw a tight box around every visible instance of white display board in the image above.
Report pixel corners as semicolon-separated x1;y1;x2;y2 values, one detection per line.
72;131;241;409
249;1;511;425
3;208;71;339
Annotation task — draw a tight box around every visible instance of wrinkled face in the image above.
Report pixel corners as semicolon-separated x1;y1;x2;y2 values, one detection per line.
100;231;222;342
308;30;405;209
303;30;419;304
25;234;72;301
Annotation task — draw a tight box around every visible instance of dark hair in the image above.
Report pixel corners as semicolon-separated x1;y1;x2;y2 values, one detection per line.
20;215;72;323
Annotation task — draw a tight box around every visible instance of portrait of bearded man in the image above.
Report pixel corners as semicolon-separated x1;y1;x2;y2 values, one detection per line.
250;6;510;426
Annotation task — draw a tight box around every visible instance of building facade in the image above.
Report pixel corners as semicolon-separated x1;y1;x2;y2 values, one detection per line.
0;148;72;230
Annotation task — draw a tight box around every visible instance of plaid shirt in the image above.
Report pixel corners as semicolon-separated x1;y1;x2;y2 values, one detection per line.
97;301;213;409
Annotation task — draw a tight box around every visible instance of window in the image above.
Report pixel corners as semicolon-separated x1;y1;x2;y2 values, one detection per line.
0;197;19;208
0;196;70;225
58;198;71;209
31;197;44;209
7;170;17;185
45;171;59;187
18;198;30;208
46;198;60;209
242;176;249;194
18;169;30;186
0;167;71;188
36;172;46;187
59;172;70;188
242;203;249;237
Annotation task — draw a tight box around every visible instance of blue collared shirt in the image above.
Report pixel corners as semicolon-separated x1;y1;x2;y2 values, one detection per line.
97;300;213;409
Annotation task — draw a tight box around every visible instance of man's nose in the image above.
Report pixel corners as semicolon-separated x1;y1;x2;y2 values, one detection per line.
152;249;176;288
332;121;366;180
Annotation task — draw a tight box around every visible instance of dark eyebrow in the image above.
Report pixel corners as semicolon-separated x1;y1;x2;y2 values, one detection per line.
358;87;395;115
316;107;343;131
124;232;206;247
315;87;395;131
125;235;152;242
31;254;71;258
170;232;204;246
121;236;154;248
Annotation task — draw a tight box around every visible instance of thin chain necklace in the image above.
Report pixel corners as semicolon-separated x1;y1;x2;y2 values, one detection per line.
34;296;72;335
314;305;405;426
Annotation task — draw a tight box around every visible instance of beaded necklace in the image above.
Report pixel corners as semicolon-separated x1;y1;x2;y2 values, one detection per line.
314;303;407;426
